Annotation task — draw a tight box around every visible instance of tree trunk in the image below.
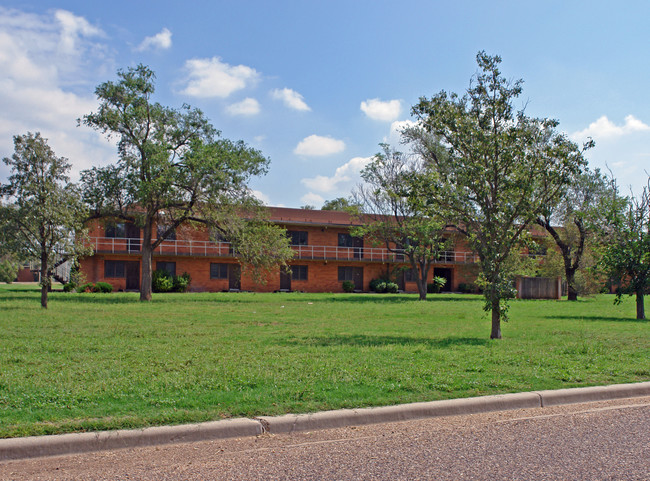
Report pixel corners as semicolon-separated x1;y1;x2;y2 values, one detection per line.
490;298;501;339
636;289;645;320
566;268;578;301
140;217;153;301
40;252;48;309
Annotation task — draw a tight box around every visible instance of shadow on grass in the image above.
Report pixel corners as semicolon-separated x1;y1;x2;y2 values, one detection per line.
282;334;490;348
546;315;649;323
308;294;484;304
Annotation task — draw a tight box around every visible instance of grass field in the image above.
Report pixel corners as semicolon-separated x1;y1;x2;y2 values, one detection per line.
0;284;648;438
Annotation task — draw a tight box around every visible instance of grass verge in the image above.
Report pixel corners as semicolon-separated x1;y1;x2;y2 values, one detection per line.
0;284;648;438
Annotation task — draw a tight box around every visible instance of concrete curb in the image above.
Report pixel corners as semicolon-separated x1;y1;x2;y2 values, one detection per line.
1;381;649;461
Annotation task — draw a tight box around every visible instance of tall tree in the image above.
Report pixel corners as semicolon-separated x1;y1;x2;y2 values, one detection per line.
536;167;610;301
408;52;587;338
352;144;450;300
0;132;89;308
600;177;649;320
321;197;356;211
81;65;291;301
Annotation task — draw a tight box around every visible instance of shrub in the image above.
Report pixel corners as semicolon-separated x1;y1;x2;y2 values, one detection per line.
172;272;191;292
152;270;173;293
0;257;19;284
369;278;384;293
427;276;447;293
94;282;113;293
342;280;355;293
385;282;399;293
78;283;95;293
63;282;76;292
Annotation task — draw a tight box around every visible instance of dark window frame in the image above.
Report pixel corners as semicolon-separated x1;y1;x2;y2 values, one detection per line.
156;261;176;277
210;263;229;279
287;230;308;246
105;221;126;238
338;266;354;281
291;265;308;281
105;260;126;278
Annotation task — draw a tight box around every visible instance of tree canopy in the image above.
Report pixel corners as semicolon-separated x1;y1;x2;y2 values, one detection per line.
599;177;650;319
353;144;450;300
408;52;587;338
0;132;89;307
81;65;291;300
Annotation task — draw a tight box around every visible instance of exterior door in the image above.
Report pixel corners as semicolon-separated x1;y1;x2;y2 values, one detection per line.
280;268;291;290
353;236;363;259
353;267;363;291
433;267;453;292
125;224;141;252
125;261;140;290
228;264;241;290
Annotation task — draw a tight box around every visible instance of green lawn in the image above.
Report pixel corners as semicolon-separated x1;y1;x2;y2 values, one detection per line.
0;284;648;438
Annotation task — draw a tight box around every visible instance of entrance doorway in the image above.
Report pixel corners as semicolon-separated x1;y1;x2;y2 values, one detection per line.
228;264;241;290
125;261;140;290
433;267;453;292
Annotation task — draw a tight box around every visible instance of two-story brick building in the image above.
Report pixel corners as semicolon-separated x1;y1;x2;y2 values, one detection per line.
79;207;480;293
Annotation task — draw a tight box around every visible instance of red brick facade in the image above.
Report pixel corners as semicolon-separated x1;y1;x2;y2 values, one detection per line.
80;207;479;293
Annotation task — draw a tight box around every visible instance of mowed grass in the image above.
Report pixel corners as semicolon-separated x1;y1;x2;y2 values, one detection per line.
0;284;648;438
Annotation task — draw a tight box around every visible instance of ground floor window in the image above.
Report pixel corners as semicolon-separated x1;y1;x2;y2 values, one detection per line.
105;260;125;278
156;261;176;277
291;265;308;281
210;263;229;279
404;267;417;282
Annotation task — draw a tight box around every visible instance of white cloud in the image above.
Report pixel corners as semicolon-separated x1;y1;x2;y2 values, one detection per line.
251;189;271;205
294;135;345;156
360;98;402;122
226;97;260;116
180;57;260;98
300;192;325;206
571;115;650;141
271;88;310;111
386;119;418;145
54;9;103;55
136;27;172;52
0;8;115;182
301;156;372;193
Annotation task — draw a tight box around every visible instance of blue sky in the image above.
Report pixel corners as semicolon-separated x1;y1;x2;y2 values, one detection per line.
1;1;648;206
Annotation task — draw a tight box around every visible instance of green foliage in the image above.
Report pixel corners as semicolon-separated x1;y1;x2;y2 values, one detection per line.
0;132;90;307
0;256;19;283
369;278;399;294
172;272;191;293
94;282;113;293
353;144;450;301
152;270;174;293
342;280;355;293
427;276;447;293
321;197;358;212
599;177;650;319
408;52;587;337
78;283;95;293
63;282;76;292
458;283;480;294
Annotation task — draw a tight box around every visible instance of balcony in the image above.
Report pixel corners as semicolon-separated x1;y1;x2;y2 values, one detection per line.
87;237;480;264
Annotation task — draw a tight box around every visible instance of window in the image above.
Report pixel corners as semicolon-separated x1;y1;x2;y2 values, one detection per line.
105;260;125;278
338;266;354;281
338;233;353;247
210;263;229;279
105;221;126;238
156;261;176;277
287;230;308;246
291;265;308;281
404;268;417;282
157;224;176;240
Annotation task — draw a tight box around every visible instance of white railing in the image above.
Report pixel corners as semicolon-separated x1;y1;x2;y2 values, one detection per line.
86;237;481;264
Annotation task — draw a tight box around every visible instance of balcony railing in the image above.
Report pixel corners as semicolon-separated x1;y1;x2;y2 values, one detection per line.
86;237;481;264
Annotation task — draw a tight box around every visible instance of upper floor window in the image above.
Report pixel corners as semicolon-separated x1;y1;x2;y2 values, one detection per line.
105;221;126;238
157;224;176;241
287;230;308;246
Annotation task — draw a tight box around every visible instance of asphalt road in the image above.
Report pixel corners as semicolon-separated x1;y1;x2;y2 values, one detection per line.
2;396;649;480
